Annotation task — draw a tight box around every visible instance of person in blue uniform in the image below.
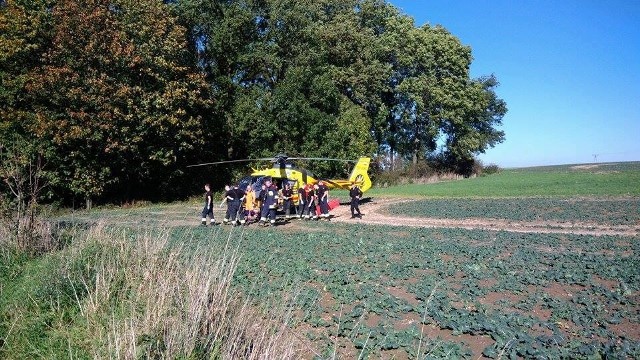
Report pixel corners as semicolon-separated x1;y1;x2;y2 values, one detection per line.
230;184;245;226
259;179;279;226
223;184;240;225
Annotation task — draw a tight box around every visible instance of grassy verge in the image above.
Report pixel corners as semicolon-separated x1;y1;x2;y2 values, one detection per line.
369;162;640;198
0;224;303;359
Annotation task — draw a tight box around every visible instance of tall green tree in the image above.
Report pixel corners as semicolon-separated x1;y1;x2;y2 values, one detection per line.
441;74;507;173
176;0;378;176
0;0;50;140
364;11;506;170
26;0;213;205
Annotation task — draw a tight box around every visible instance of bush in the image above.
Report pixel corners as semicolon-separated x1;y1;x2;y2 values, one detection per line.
373;160;462;186
483;163;501;175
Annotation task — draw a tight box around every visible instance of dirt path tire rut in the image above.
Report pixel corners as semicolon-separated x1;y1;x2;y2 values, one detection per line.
329;198;639;237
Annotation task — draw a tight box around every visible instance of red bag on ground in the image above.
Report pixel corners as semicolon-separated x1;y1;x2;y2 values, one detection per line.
317;199;340;214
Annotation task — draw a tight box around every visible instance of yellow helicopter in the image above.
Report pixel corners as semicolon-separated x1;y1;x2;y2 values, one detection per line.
188;154;372;202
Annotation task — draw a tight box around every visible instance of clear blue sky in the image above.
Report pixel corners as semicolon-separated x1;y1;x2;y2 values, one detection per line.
388;0;640;167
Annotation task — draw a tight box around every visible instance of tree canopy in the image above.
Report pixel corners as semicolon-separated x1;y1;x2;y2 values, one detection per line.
0;0;506;205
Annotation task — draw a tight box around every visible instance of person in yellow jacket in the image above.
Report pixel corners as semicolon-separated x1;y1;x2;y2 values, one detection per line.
241;185;257;225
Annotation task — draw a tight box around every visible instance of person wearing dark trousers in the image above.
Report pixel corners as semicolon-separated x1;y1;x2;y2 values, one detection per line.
297;183;307;219
349;182;363;219
281;183;294;219
201;184;216;225
223;185;238;225
317;180;330;220
259;179;279;226
230;184;245;226
307;184;317;220
258;184;267;220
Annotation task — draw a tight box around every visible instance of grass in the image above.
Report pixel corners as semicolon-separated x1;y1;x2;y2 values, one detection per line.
369;161;640;198
0;224;303;359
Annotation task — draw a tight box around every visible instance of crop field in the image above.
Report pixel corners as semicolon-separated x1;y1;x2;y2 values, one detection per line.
51;162;639;358
385;198;640;226
58;209;639;358
167;222;637;359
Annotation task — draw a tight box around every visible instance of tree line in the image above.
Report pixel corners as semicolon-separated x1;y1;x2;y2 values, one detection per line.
1;0;506;207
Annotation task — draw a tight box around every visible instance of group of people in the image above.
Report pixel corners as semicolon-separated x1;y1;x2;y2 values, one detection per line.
200;178;363;226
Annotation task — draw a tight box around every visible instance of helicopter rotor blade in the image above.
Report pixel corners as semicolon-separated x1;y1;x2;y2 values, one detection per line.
288;157;357;163
187;156;359;168
186;158;273;168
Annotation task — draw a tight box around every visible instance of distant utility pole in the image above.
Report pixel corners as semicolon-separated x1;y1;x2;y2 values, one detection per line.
592;154;599;162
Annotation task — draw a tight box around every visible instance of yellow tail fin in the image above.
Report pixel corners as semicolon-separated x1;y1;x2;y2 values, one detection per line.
349;157;372;192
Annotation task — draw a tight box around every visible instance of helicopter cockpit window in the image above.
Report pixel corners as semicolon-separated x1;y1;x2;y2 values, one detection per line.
274;178;289;190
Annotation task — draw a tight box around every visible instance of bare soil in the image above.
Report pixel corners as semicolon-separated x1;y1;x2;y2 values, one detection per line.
329;197;640;237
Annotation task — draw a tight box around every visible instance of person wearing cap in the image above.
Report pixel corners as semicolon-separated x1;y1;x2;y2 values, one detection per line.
317;180;330;220
349;181;363;219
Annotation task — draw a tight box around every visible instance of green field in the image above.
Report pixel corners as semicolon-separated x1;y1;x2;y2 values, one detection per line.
384;198;640;225
2;162;639;358
369;162;640;198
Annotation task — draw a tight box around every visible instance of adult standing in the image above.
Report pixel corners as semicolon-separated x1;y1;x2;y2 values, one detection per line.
297;183;307;219
259;179;279;226
230;184;245;226
306;184;317;220
317;180;330;220
223;184;238;225
281;183;294;219
201;184;216;225
349;182;363;218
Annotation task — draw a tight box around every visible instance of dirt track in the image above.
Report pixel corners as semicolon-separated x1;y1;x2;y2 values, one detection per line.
329;197;640;237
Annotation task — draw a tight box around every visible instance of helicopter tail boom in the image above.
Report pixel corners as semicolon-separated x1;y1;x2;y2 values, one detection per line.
348;157;372;192
324;157;372;192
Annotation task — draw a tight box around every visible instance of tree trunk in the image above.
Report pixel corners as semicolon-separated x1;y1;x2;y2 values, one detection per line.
390;149;395;171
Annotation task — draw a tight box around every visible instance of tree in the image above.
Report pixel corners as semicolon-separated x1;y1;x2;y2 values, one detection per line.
0;136;51;253
26;0;213;206
441;74;507;174
0;0;51;143
176;0;379;176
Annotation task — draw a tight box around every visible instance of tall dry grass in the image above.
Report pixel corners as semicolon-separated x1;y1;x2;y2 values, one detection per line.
72;223;304;359
0;215;64;256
